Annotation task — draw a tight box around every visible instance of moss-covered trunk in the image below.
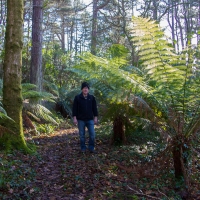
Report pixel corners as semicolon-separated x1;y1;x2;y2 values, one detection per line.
1;0;29;151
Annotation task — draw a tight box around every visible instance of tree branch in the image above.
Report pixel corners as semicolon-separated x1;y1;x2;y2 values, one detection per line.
97;0;110;10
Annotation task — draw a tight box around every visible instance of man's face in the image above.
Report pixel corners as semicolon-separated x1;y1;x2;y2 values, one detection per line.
82;87;89;95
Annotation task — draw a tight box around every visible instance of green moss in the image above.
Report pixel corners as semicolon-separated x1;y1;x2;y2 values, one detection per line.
0;132;34;154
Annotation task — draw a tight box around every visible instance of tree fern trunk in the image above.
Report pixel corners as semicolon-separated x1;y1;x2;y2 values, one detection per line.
172;135;190;190
111;116;126;145
2;0;29;151
172;143;184;178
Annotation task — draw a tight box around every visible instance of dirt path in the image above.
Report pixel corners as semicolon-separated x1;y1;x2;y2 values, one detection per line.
30;129;135;200
2;129;199;199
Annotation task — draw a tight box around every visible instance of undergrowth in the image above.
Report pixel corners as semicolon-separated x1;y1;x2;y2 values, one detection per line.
0;151;38;199
0;123;199;199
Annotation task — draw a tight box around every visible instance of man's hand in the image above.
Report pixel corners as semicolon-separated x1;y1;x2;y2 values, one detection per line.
73;116;78;125
94;116;98;124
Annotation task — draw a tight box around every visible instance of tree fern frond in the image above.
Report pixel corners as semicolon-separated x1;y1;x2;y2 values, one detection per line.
0;105;7;115
0;112;15;121
70;52;151;99
23;90;56;103
43;80;59;96
131;17;184;85
30;104;58;125
185;114;200;137
23;102;58;125
26;111;41;122
22;83;37;92
22;83;56;103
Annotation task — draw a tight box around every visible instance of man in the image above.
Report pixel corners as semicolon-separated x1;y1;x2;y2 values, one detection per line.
72;82;98;153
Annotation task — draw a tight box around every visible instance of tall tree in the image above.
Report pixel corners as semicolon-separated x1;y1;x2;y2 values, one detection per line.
198;0;200;43
0;0;6;26
1;0;29;151
0;0;6;77
30;0;43;91
91;0;110;55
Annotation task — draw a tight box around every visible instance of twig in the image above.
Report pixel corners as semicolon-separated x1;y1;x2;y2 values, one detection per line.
127;185;162;200
156;179;169;200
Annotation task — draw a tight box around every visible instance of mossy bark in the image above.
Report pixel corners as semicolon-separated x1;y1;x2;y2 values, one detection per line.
1;0;30;152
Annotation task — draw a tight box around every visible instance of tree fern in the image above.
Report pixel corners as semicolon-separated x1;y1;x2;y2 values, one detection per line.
22;83;56;103
21;83;58;125
129;17;200;185
25;104;58;125
70;51;150;102
131;17;200;137
69;19;200;185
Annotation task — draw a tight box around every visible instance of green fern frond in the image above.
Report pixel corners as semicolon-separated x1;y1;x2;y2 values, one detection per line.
0;103;14;122
26;111;41;122
22;83;37;91
22;83;56;103
23;91;55;103
131;17;197;94
0;112;14;121
70;52;150;100
0;105;7;115
43;80;59;96
29;104;58;125
131;17;184;85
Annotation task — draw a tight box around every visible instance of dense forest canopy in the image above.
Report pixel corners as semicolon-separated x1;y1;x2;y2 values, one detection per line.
1;0;200;63
0;0;198;89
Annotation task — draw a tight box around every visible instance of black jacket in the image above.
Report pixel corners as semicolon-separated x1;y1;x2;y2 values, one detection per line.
72;93;98;120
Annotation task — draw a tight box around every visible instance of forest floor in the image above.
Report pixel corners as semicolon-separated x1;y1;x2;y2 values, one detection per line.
0;125;200;200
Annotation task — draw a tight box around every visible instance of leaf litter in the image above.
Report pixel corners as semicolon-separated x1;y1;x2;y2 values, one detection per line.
0;128;199;200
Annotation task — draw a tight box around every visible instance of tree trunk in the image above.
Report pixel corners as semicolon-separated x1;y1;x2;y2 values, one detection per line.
61;14;65;51
172;143;184;178
172;135;190;190
111;116;126;145
169;0;175;49
90;0;110;55
30;0;43;92
0;0;6;26
152;0;158;20
91;0;98;55
1;0;29;151
198;1;200;43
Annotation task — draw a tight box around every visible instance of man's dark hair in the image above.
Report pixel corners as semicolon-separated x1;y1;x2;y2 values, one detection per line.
81;82;90;90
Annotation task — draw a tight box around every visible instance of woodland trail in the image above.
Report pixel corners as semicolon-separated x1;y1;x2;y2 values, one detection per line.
2;128;199;200
28;128;137;200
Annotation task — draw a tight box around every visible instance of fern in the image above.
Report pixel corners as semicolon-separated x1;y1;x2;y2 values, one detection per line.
67;17;199;184
43;80;59;97
0;100;16;128
28;104;58;125
22;83;56;103
131;17;200;137
70;52;150;102
21;83;58;126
